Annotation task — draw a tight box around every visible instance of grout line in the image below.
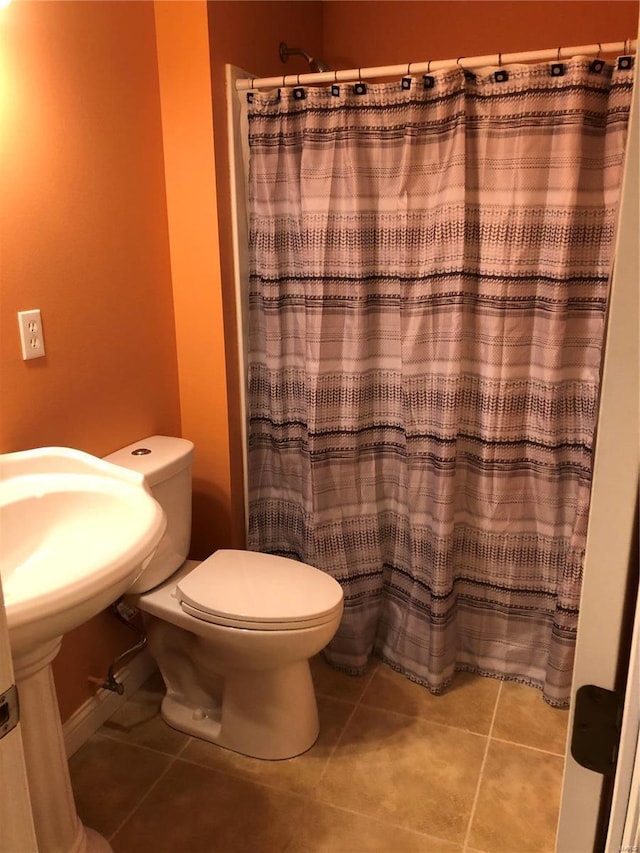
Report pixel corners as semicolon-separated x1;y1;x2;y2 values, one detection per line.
312;700;360;791
102;661;562;850
462;680;502;850
96;728;192;761
312;657;488;846
102;733;194;842
312;663;376;791
175;734;195;759
489;734;567;759
298;793;470;849
356;698;499;739
329;688;492;743
174;749;316;805
107;753;179;843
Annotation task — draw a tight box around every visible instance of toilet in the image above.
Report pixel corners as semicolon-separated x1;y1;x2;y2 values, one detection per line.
105;435;344;760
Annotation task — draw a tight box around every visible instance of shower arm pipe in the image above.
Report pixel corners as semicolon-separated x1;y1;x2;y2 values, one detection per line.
235;39;637;91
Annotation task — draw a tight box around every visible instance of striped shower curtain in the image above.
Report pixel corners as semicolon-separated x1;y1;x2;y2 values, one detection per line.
245;56;634;706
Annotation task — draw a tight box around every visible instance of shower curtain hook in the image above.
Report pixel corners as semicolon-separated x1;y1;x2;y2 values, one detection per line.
334;70;339;83
457;56;465;69
624;38;630;54
297;73;301;86
498;52;502;67
407;62;412;76
427;59;432;73
282;74;287;88
557;46;562;62
597;43;602;58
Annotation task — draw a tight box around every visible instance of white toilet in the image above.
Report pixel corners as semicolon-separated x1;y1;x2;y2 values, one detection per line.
105;435;344;760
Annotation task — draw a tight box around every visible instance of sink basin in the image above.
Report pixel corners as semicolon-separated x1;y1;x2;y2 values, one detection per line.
0;445;166;653
0;445;166;853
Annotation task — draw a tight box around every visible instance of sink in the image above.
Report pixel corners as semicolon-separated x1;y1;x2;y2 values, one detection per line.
0;445;166;853
0;446;166;652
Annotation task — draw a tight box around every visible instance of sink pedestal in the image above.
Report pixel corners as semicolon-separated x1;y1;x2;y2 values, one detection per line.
14;639;112;853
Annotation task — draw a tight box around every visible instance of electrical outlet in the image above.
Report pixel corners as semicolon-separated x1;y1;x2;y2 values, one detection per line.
17;309;46;360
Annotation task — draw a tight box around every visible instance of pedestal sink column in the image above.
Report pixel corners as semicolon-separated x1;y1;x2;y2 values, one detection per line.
14;639;112;853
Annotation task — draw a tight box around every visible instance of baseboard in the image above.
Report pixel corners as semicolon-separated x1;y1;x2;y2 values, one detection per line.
63;651;157;757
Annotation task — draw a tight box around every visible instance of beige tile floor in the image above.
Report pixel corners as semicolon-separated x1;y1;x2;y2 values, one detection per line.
69;657;568;853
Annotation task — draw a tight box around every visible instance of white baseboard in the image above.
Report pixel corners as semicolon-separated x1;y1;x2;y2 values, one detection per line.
63;651;157;757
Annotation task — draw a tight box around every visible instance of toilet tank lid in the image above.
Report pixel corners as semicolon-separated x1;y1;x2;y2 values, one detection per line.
104;435;194;486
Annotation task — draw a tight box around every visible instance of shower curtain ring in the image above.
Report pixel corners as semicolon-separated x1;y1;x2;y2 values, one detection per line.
297;73;301;86
407;62;412;75
427;59;432;73
334;70;339;83
457;56;465;69
597;43;602;58
498;52;502;67
624;38;630;54
557;46;562;62
282;74;287;88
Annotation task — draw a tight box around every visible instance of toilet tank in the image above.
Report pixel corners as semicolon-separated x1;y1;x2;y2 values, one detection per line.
104;435;195;593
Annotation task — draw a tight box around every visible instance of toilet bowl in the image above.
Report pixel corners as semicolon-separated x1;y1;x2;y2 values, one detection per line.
106;436;343;760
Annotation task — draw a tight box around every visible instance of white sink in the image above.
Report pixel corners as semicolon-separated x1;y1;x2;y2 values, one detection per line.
0;446;166;853
0;446;166;653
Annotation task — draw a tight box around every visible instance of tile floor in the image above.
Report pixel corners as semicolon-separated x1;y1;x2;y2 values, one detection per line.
69;657;568;852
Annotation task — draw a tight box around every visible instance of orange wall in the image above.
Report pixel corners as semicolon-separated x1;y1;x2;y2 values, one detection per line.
0;1;180;457
154;1;235;558
0;0;324;724
0;1;181;720
322;1;639;68
1;0;637;726
208;1;324;79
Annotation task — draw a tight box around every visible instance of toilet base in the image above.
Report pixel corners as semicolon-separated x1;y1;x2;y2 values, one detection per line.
137;564;341;761
160;660;320;760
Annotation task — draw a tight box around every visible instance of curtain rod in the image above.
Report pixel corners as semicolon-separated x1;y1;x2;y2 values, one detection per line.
235;39;637;91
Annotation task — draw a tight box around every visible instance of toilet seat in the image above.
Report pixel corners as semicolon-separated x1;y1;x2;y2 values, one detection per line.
176;550;344;631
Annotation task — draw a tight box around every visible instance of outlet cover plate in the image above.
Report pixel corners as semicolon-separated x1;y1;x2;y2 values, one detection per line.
18;309;46;360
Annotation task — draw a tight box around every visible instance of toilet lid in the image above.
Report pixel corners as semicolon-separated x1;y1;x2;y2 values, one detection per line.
176;550;344;630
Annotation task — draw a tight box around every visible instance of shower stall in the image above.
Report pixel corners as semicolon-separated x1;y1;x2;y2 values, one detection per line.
228;44;637;849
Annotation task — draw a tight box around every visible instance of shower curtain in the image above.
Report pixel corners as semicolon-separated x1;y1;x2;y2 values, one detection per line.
245;56;634;706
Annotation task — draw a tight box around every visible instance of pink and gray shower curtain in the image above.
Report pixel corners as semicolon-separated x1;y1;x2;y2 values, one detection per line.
245;57;634;706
